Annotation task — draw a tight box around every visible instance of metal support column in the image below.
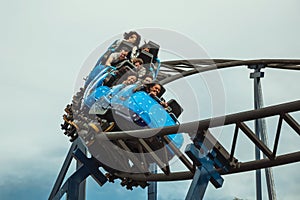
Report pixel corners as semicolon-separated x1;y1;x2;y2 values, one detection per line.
249;64;277;200
49;138;84;200
148;163;157;200
49;138;107;200
76;139;87;200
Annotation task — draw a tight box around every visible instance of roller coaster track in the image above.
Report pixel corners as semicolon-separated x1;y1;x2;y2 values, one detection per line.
51;59;300;200
108;99;300;181
98;59;300;181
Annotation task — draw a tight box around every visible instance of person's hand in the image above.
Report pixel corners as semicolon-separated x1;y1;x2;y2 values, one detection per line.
160;101;168;108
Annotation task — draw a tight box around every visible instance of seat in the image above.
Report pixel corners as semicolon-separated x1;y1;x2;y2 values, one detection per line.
138;50;153;64
167;99;184;118
114;40;134;53
147;41;160;61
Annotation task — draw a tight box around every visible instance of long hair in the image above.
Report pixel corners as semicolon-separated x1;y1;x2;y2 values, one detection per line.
123;31;141;46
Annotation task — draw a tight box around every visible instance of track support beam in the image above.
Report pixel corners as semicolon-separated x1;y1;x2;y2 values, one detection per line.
185;143;224;200
49;138;107;200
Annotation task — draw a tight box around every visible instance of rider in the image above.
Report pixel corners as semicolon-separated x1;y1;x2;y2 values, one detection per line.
146;82;168;108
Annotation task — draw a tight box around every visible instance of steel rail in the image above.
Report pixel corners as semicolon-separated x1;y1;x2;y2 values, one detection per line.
113;151;300;182
95;99;300;140
92;59;300;183
94;100;300;182
160;59;300;84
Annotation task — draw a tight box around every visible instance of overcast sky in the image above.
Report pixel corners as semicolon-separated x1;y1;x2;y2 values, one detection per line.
0;0;300;200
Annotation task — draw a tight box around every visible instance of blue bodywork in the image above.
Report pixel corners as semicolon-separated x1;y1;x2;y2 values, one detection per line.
84;83;183;150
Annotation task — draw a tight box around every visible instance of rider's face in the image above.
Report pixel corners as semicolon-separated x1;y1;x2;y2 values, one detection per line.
120;50;128;59
125;75;137;85
149;84;161;96
143;77;152;84
127;34;137;44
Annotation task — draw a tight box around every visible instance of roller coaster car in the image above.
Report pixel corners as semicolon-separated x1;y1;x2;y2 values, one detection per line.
85;83;184;149
83;83;184;173
71;38;185;173
82;71;184;161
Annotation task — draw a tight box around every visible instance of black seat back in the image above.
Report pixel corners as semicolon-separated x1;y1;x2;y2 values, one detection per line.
167;99;183;118
138;50;153;64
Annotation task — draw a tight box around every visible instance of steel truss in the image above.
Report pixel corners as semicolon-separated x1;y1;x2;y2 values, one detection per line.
50;59;300;200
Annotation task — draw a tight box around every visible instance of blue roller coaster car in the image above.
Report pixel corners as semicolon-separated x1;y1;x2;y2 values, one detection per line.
81;40;184;152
